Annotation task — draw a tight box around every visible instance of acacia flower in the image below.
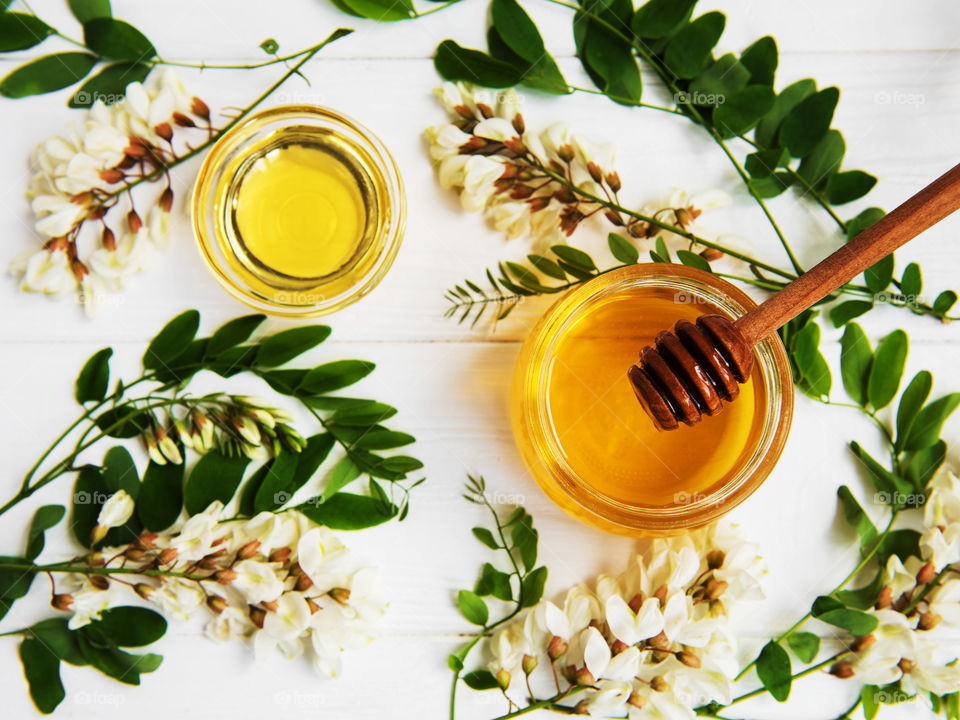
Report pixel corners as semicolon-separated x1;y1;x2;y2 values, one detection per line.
90;489;135;544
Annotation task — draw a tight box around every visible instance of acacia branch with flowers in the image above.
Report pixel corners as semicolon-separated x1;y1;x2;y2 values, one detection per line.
0;309;425;713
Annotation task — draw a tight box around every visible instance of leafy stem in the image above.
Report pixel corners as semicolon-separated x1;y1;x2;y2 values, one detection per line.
0;560;206;582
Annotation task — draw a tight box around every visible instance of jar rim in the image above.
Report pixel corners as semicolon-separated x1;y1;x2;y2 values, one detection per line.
190;104;406;317
514;263;794;534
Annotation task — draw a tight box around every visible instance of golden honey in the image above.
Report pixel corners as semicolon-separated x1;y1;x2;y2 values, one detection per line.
192;106;405;317
511;264;794;535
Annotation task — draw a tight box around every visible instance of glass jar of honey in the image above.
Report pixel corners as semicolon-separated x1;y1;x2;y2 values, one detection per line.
511;263;794;536
191;105;405;317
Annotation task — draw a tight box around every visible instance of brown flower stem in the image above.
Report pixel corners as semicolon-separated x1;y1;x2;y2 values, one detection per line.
0;560;206;582
903;565;951;615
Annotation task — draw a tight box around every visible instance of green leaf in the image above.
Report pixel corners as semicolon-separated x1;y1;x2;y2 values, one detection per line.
757;641;792;702
631;0;697;39
791;321;831;398
434;39;523;88
26;619;86;667
745;147;789;178
676;249;711;272
865;253;894;294
579;22;640;105
933;290;958;317
143;310;199;371
300;360;375;395
846;207;886;241
25;505;65;561
471;527;499;549
490;0;543;63
837;486;877;554
862;685;880;720
713;85;775;138
68;0;111;22
826;170;877;204
324;455;361;499
608;233;639;264
839;322;872;405
519;565;548;608
463;669;499;690
475;562;513;601
779;86;840;158
338;0;414;21
68;61;151;108
0;52;98;98
101;445;139;496
551;245;596;272
293;432;336;487
94;405;148;438
835;570;884;610
797;129;845;189
0;556;35;621
183;451;249;515
447;653;463;672
75;348;113;403
329;400;397;426
904;440;946;492
867;329;907;410
786;632;820;664
76;633;160;684
248;450;298;512
206;314;266;357
748;171;792;198
457;589;489;626
875;529;921;565
20;637;65;714
654;237;671;263
900;263;922;300
298;492;397;530
895;371;933;451
511;515;538;572
527;254;567;280
257;325;331;367
904;393;960;452
755;78;815;149
849;441;908;502
90;606;166;647
689;54;749;103
663;12;725;79
82;18;156;60
353;429;414;451
830;299;874;329
0;13;53;52
72;466;105;547
816;608;879;636
740;35;778;85
137;459;183;532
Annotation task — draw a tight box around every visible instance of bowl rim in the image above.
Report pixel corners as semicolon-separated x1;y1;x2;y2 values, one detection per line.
190;104;406;317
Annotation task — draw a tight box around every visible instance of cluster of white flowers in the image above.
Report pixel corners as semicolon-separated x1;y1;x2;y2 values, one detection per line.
9;69;210;314
839;470;960;699
486;522;765;718
426;82;729;258
55;495;385;678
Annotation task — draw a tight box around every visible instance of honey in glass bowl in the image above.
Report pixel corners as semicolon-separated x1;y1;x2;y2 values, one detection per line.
510;264;794;536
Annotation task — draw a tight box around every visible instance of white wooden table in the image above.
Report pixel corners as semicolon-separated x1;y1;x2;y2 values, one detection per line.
1;1;959;718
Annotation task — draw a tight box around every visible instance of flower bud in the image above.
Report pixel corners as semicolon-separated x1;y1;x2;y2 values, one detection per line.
528;196;550;213
262;600;279;612
124;546;146;562
557;144;575;163
99;168;125;184
172;111;195;128
587;161;603;183
917;612;941;631
830;661;855;679
159;187;174;213
249;605;266;628
87;552;106;567
154;122;173;142
604;209;624;226
90;524;109;545
207;595;228;614
677;650;701;668
101;227;116;251
611;639;629;656
476;102;494;119
708;599;726;618
198;549;227;569
651;649;671;663
329;587;351;605
605;171;621;193
521;654;538;676
134;583;154;600
306;597;321;614
573;666;595;687
238;540;261;560
547;635;568;661
647;631;669;649
125;142;148;158
650;675;669;692
157;547;179;565
875;585;893;610
573;700;590;715
51;593;73;611
700;248;724;262
916;561;937;586
897;658;915;674
851;634;876;653
706;550;726;569
512;113;525;135
212;569;237;585
495;667;511;691
191;97;210;120
675;207;694;228
269;547;291;564
561;664;577;684
652;584;668;606
703;578;728;602
627;691;646;710
128;210;142;234
89;575;110;591
627;593;644;614
137;533;158;550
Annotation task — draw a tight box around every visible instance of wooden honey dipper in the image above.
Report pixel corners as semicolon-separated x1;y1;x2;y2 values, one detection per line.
629;162;960;431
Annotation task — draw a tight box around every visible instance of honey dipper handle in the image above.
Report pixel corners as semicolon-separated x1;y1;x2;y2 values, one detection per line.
735;162;960;345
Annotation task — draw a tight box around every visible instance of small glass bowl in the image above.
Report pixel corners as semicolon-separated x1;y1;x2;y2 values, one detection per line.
510;264;794;536
191;105;405;317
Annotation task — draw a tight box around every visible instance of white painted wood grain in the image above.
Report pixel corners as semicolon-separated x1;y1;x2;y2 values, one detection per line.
0;1;958;718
